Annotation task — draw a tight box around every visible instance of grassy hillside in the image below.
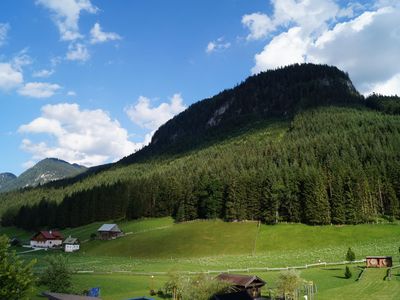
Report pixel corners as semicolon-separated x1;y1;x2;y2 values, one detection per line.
2;218;398;271
2;218;398;299
28;267;400;300
83;219;258;258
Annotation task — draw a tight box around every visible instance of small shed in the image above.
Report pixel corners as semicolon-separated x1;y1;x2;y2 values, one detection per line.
216;273;266;299
63;236;80;252
366;256;392;268
42;291;102;300
97;224;123;240
30;230;64;248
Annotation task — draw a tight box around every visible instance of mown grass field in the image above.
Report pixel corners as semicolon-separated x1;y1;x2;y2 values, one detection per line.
27;266;400;300
1;218;400;299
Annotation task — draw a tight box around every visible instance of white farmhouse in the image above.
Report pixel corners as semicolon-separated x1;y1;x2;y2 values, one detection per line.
30;230;63;248
63;236;80;252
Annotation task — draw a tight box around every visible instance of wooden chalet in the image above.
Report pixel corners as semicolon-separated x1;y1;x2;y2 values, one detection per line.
97;223;123;240
366;256;392;268
42;292;101;300
30;230;63;248
63;236;80;252
216;273;266;299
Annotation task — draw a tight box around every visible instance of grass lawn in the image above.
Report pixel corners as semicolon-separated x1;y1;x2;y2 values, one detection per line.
27;266;400;300
61;217;174;242
2;218;400;299
0;225;33;241
82;219;258;258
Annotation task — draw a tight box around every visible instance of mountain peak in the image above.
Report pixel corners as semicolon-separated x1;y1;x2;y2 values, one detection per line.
0;158;87;193
121;63;362;164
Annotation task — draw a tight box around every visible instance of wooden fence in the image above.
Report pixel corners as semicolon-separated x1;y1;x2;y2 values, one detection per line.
75;259;366;276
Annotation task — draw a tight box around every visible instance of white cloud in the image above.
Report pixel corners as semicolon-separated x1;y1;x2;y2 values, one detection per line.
36;0;98;41
66;43;90;61
19;103;140;167
11;49;32;71
125;93;186;130
67;90;76;96
90;22;121;44
242;0;338;41
18;82;61;98
252;27;309;74
32;69;55;78
364;73;400;96
242;13;273;40
248;1;400;95
0;23;10;47
0;63;23;91
308;7;400;94
206;37;231;54
272;0;339;35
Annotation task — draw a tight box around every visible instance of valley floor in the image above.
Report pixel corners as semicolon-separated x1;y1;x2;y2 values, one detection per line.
1;218;400;299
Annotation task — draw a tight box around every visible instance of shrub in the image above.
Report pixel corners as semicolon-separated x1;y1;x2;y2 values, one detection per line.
39;255;73;293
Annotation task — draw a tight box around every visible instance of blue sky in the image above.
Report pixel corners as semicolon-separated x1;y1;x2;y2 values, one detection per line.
1;0;399;175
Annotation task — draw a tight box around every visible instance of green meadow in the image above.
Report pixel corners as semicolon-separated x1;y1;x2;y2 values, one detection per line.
1;218;400;299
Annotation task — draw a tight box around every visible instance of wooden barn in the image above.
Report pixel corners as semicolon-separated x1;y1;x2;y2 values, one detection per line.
366;256;392;268
97;223;123;240
216;273;266;299
30;230;63;248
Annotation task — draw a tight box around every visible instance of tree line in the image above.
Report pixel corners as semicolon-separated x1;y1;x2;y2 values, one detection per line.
2;106;400;229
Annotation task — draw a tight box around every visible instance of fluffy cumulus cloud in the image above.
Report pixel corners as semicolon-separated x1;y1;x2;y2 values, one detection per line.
125;93;186;130
19;103;140;167
0;23;10;46
36;0;98;41
18;82;61;98
364;73;400;96
0;63;23;91
245;0;400;95
66;42;90;61
242;13;274;40
90;22;121;44
308;7;400;94
206;37;231;54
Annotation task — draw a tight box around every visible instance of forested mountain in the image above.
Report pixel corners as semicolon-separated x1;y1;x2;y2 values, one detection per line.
0;158;87;193
121;63;362;162
0;173;16;190
1;64;400;229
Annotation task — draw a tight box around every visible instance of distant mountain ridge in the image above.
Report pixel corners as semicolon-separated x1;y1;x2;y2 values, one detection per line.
0;173;17;190
0;158;87;193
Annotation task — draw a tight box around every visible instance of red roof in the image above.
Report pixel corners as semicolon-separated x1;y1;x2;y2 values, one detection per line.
32;230;64;240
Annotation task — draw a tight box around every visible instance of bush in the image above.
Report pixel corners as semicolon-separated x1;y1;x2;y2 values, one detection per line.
276;270;303;298
39;255;73;293
345;266;352;279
